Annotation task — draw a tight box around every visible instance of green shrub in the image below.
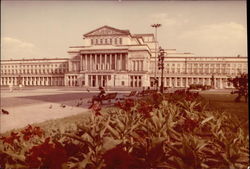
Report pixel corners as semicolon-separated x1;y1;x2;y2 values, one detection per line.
0;92;249;169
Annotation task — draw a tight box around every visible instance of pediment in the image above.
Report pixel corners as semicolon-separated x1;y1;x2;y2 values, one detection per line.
84;26;130;37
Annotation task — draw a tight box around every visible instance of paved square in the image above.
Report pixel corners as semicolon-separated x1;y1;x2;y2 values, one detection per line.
0;88;96;133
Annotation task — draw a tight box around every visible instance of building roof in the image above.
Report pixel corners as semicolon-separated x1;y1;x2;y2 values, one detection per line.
83;25;131;37
132;33;154;37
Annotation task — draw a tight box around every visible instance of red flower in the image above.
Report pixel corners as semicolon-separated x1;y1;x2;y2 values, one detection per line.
174;117;199;132
137;101;153;118
25;137;68;169
0;132;20;145
21;125;44;141
115;98;135;112
103;146;133;169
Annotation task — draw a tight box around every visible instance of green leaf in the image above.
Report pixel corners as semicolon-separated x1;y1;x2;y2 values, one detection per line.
101;137;122;152
201;116;214;125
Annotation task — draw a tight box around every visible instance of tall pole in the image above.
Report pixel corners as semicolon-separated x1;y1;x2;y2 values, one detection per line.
161;61;164;93
151;24;161;90
159;47;165;93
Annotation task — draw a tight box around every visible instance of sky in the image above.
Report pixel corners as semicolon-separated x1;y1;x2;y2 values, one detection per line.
1;0;247;60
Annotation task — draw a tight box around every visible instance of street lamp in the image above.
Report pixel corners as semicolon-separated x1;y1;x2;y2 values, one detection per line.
151;23;161;89
158;46;165;93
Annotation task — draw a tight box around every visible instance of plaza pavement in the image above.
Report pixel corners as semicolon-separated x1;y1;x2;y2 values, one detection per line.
0;88;101;133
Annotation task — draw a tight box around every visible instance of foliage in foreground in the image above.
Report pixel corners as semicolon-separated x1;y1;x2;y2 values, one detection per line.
0;91;249;169
228;73;248;102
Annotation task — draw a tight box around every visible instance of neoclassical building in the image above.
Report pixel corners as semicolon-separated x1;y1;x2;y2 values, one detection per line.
1;58;67;86
0;25;248;89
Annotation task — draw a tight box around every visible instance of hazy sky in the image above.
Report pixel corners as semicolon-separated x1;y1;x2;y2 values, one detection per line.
1;0;247;60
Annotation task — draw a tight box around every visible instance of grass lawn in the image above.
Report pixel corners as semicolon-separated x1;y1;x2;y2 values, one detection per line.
200;93;248;133
200;93;248;120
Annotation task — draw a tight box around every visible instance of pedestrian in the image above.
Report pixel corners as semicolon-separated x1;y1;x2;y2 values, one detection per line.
88;86;106;109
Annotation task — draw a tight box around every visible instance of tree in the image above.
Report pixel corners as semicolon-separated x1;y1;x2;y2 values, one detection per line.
228;73;248;102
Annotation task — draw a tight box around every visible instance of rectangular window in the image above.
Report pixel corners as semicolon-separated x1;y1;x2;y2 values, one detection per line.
119;38;122;44
91;39;94;45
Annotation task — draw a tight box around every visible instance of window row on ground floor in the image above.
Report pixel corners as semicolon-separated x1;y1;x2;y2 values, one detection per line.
65;74;233;89
1;76;64;86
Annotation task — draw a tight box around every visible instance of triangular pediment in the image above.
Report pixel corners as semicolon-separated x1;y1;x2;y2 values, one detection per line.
84;25;130;37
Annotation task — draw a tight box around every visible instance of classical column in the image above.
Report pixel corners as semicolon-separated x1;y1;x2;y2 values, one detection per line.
185;77;188;87
115;53;117;70
191;77;194;84
101;75;103;87
116;54;119;70
214;78;217;89
90;55;92;70
99;54;102;70
125;54;128;70
118;54;121;70
121;54;124;70
108;54;110;70
169;78;172;87
80;55;82;71
219;78;223;89
174;77;177;87
85;55;88;71
83;54;86;70
180;78;183;87
104;54;107;70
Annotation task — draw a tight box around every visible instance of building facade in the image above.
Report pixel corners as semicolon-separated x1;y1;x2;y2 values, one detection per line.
0;25;248;89
1;58;68;86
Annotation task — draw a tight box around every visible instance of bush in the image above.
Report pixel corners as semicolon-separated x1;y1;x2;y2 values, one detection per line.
0;92;249;169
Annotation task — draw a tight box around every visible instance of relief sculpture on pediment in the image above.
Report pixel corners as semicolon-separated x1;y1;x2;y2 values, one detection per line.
90;28;122;36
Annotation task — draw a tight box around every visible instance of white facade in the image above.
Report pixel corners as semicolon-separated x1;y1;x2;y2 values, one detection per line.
1;25;248;89
1;58;68;86
65;25;247;89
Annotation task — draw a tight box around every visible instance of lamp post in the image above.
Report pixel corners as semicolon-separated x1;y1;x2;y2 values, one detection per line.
158;46;165;93
151;24;161;89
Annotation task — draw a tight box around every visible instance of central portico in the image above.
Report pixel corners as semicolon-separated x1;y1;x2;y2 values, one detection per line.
65;25;152;88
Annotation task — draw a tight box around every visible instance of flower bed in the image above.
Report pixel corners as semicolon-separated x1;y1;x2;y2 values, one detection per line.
0;91;249;169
